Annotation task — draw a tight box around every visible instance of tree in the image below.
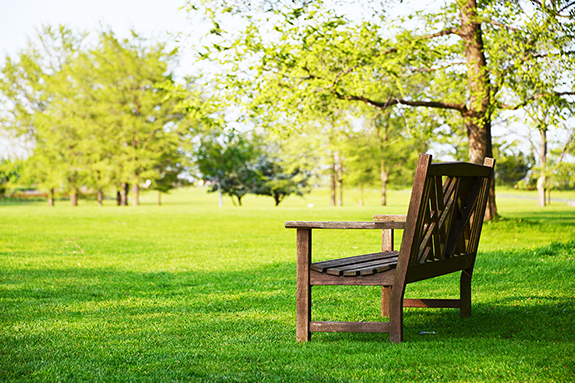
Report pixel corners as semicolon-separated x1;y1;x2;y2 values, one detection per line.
524;93;574;206
150;150;189;206
1;27;191;206
87;31;186;206
0;159;24;197
493;140;534;187
251;153;312;206
189;0;575;220
195;129;260;206
0;26;87;205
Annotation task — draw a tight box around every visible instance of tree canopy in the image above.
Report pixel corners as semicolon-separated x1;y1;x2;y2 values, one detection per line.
188;0;575;218
1;27;204;205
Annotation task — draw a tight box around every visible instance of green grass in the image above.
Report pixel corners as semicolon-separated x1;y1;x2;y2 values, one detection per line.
1;187;574;382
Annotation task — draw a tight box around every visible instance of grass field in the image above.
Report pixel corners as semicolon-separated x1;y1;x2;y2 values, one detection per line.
1;187;574;382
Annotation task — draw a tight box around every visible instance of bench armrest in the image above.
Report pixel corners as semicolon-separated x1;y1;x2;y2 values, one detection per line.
285;221;405;230
373;214;407;222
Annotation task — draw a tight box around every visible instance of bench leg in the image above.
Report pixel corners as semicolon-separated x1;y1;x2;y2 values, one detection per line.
381;286;391;317
460;267;473;318
296;229;312;342
381;229;393;319
388;286;404;343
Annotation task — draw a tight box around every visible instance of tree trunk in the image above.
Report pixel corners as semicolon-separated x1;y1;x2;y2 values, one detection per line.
116;190;122;206
537;128;547;207
70;185;78;207
237;196;243;206
97;189;103;206
330;155;336;206
460;0;497;220
131;183;139;206
337;156;343;206
120;183;128;206
537;174;546;207
380;160;388;207
48;188;55;206
217;182;223;207
158;191;162;206
466;117;496;219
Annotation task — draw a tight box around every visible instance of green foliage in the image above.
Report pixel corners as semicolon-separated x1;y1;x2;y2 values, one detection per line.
493;140;535;186
0;159;23;196
195;130;313;206
0;27;200;204
551;161;575;190
189;0;575;217
195;129;261;205
251;153;312;206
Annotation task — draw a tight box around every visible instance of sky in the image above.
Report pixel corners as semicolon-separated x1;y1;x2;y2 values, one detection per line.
0;0;194;59
0;0;203;158
0;0;536;159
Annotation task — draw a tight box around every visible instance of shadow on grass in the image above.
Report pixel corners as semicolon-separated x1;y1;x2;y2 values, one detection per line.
1;241;575;382
497;209;575;225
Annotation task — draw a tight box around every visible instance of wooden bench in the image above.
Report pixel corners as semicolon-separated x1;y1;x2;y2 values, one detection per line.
285;153;495;343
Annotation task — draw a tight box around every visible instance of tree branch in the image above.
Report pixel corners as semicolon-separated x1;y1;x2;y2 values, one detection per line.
334;91;466;112
419;28;461;39
499;90;575;111
397;61;466;78
397;98;466;111
484;19;522;32
558;1;575;15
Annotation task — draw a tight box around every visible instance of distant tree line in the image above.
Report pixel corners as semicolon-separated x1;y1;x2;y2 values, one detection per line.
189;0;575;214
3;0;575;211
0;27;310;206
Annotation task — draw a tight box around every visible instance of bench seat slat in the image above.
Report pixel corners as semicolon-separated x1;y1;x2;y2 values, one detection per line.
312;251;399;276
330;257;398;271
311;251;398;271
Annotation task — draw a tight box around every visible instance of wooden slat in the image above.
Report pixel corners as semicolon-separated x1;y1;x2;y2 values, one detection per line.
403;299;461;308
310;269;395;286
467;158;495;254
427;162;492;177
409;171;434;265
417;221;436;263
441;177;460;259
325;256;398;272
310;321;391;333
311;251;398;273
285;221;405;230
341;259;398;277
372;214;407;222
442;176;458;210
382;229;394;252
345;264;392;276
430;178;442;260
405;252;476;283
418;246;432;265
296;229;312;342
444;177;482;258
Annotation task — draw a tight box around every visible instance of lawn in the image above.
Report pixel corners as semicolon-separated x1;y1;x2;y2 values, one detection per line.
1;187;574;382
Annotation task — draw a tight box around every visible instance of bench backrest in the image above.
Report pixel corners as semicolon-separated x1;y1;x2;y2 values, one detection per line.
399;154;495;268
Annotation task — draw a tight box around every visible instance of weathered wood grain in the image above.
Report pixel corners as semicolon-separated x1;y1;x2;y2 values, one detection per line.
285;221;405;230
310;321;391;333
287;153;495;343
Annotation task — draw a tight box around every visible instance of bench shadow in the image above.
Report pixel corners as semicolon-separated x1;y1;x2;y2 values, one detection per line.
1;261;573;345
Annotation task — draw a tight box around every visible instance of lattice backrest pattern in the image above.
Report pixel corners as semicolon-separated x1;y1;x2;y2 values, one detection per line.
407;160;494;266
